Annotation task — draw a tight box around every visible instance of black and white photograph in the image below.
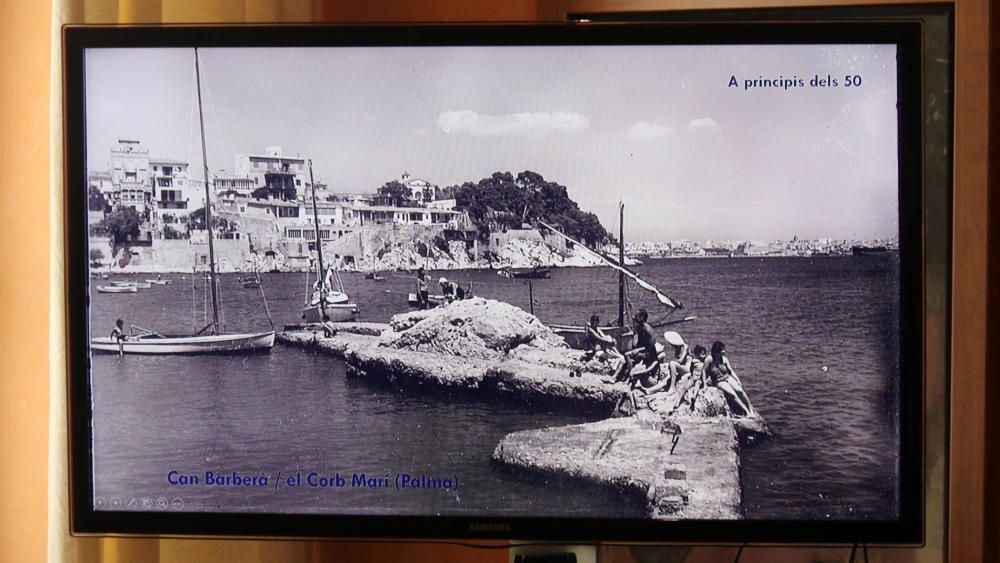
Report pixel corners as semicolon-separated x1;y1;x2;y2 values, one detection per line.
84;43;901;521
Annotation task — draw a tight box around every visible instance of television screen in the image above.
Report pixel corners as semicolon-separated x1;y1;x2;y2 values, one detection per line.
64;22;923;543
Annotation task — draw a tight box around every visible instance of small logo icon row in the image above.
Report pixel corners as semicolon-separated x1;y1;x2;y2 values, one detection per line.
95;497;183;510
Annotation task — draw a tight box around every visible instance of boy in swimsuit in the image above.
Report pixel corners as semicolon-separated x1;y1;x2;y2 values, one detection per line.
110;318;126;357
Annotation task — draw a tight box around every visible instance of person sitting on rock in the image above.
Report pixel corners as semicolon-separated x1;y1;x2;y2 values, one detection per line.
582;315;626;375
642;331;691;395
614;309;661;413
667;344;708;414
703;340;757;417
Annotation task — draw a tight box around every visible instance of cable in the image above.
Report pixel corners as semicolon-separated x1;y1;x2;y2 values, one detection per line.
732;544;744;563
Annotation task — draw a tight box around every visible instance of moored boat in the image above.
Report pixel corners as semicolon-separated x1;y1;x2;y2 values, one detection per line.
851;245;894;256
90;48;274;355
112;280;152;289
540;205;685;351
96;285;137;294
301;159;359;324
91;330;275;355
498;266;552;280
145;278;172;285
549;323;633;352
407;292;446;307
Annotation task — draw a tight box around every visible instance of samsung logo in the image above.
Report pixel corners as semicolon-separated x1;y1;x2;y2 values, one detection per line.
469;522;511;533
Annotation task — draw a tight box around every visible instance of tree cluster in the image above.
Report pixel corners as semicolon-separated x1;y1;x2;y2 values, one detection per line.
186;207;236;233
444;171;610;247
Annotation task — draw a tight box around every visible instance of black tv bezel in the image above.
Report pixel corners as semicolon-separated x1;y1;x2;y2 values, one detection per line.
64;21;925;545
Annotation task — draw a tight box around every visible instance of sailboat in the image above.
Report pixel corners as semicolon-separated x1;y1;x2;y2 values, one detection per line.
540;204;687;351
301;159;359;324
91;48;275;355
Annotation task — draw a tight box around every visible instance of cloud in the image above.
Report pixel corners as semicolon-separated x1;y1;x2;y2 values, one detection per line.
437;110;590;137
628;121;673;139
686;117;720;132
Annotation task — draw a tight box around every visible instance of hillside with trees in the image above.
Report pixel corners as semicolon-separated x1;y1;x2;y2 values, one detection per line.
442;171;610;247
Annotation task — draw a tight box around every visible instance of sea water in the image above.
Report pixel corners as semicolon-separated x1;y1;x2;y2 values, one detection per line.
90;256;899;519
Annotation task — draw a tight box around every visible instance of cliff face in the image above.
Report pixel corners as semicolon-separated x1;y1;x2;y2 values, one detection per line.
89;223;606;274
321;223;603;272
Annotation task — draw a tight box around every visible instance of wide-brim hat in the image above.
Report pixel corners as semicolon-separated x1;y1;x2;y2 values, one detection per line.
439;277;448;284
663;331;685;347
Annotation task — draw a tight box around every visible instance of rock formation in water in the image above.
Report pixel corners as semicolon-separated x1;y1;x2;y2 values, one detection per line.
381;297;568;360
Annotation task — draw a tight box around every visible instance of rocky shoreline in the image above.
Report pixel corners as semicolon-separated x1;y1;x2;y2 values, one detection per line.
277;298;771;519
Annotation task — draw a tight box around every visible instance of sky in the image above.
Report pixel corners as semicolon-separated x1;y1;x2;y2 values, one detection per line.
85;44;899;242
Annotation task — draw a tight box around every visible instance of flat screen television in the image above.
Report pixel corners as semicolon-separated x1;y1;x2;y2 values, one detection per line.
64;18;929;545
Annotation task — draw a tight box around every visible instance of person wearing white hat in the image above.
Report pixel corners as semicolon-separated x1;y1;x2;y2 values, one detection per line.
439;276;457;303
644;331;691;395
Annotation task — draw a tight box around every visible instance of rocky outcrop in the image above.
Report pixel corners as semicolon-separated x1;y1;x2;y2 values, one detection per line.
278;299;770;520
380;298;568;360
277;324;626;413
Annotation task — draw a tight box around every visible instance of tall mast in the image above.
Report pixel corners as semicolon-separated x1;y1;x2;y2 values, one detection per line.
308;159;327;320
618;201;625;328
195;48;220;333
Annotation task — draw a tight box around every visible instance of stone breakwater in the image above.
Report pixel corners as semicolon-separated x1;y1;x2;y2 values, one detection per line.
277;298;770;519
278;326;627;413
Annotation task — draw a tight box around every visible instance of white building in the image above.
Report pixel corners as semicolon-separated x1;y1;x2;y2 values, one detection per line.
150;157;198;225
108;139;151;215
234;146;311;200
400;172;439;203
213;171;256;198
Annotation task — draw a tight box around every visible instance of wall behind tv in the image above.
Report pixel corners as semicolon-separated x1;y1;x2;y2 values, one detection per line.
0;0;984;562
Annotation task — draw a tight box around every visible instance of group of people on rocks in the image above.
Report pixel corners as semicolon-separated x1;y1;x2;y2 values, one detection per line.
581;308;757;418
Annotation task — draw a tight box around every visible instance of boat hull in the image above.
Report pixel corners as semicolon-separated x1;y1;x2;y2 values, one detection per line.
111;281;151;289
96;285;137;294
407;292;445;307
302;303;358;323
550;324;633;352
309;291;350;306
91;331;276;354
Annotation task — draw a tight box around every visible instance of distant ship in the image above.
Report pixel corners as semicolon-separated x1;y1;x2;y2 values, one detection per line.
851;245;894;256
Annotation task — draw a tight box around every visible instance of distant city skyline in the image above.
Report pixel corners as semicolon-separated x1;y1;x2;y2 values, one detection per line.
86;44;899;242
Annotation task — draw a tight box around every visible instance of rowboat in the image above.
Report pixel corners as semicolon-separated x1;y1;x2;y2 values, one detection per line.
96;285;137;294
303;302;359;323
145;278;172;285
548;323;634;352
91;330;275;355
497;267;551;279
407;292;446;307
112;281;152;289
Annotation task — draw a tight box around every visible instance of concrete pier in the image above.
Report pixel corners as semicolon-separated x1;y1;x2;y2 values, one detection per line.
491;413;744;519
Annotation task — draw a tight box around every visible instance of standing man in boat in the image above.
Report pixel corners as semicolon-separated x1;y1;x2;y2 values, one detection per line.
415;267;430;309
